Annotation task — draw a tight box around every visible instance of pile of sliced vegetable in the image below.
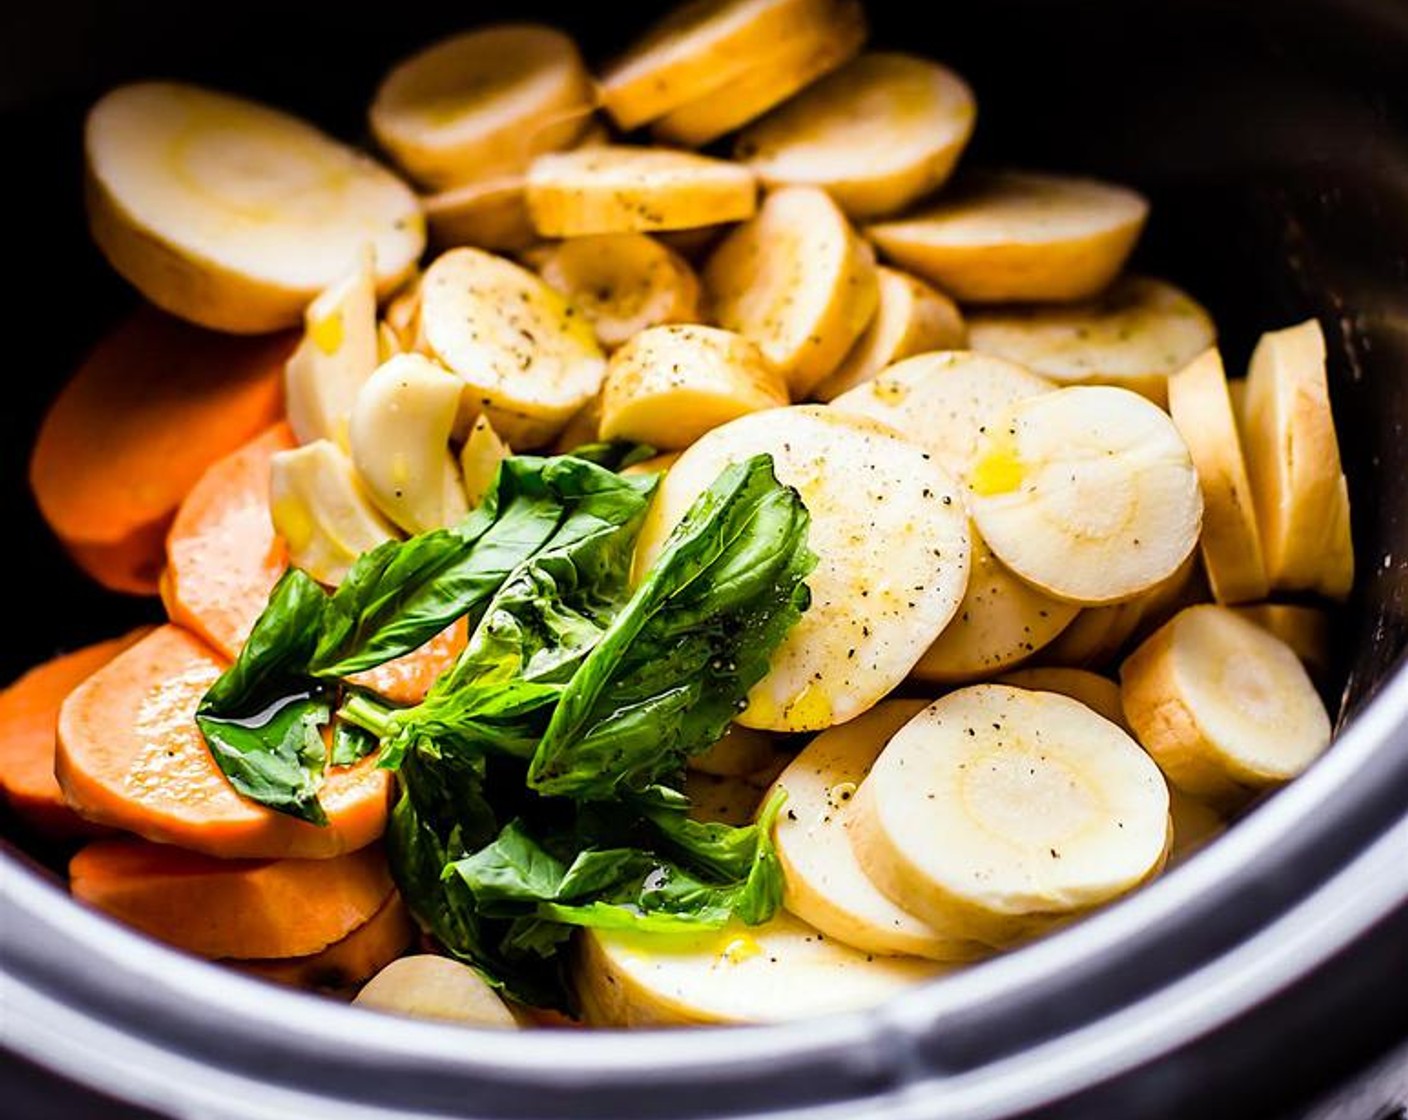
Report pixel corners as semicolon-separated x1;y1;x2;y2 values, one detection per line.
1;0;1353;1029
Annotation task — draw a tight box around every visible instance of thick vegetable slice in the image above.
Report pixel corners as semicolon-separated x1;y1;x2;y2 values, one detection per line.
424;177;539;254
600;325;788;449
996;667;1128;729
417;248;606;447
1167;788;1225;864
770;700;987;959
633;406;970;732
866;170;1148;304
349;355;468;535
69;838;393;959
370;25;595;190
1167;348;1270;603
55;626;391;858
850;685;1170;946
526;146;758;237
966;386;1203;605
682;771;767;826
30;310;290;595
813;267;967;401
689;725;778;777
597;0;862;129
353;954;519;1027
577;911;946;1026
86;82;423;333
735;53;975;219
649;1;867;147
163;424;296;661
704;186;878;397
347;620;469;707
239;893;415;990
912;524;1079;682
0;629;150;838
829;350;1051;478
1120;604;1332;803
967;277;1216;406
1240;320;1354;600
1232;602;1333;683
534;234;703;350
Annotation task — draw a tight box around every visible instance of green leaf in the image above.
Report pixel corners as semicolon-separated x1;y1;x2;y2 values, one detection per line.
329;718;379;767
559;440;657;471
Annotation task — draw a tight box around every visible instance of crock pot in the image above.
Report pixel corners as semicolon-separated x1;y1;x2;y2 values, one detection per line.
2;1;1406;1117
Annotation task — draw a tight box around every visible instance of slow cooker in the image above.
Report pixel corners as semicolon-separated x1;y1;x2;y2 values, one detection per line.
2;1;1406;1117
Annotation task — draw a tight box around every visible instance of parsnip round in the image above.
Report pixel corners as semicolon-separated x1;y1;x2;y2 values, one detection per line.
850;685;1171;945
736;53;976;219
86;82;423;333
551;394;603;454
423;177;538;254
683;771;766;826
866;170;1147;304
704;185;879;397
996;667;1128;730
578;912;946;1026
349;354;468;534
383;281;421;350
912;525;1079;683
967;277;1216;406
1120;604;1332;803
526;146;757;237
770;700;988;959
813;267;967;401
689;724;780;777
1167;788;1225;864
369;25;595;190
1231;603;1333;682
620;452;682;477
966;386;1203;606
600;325;788;449
1240;320;1354;600
270;440;396;587
534;235;703;349
829;351;1052;479
634;406;971;732
417;247;606;447
354;955;518;1028
1167;348;1270;604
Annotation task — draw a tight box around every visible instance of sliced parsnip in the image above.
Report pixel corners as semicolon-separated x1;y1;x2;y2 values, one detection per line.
650;1;867;147
912;524;1079;682
736;53;975;219
684;771;766;826
86;82;423;334
270;440;397;587
1167;348;1270;603
534;235;703;349
704;186;878;397
597;0;863;129
634;406;971;731
771;700;989;959
813;267;966;401
600;325;788;448
526;146;757;237
1241;320;1354;600
578;912;946;1026
689;724;780;777
284;248;379;451
377;322;403;362
851;685;1170;945
1168;787;1226;864
384;281;421;350
1120;604;1332;803
1232;603;1333;682
417;247;606;447
369;25;595;190
967;277;1216;406
996;667;1128;730
354;955;518;1028
551;394;603;454
829;351;1052;478
967;386;1203;606
424;177;538;254
621;452;682;477
866;170;1147;304
459;416;510;509
349;354;468;534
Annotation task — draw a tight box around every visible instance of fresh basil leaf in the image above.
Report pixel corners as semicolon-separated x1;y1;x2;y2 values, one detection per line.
329;718;379;767
559;440;656;471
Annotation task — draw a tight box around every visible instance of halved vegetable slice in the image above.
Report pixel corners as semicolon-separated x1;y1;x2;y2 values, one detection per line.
996;667;1128;730
86;82;423;333
850;684;1170;945
866;170;1147;304
703;185;878;397
736;53;975;219
1120;604;1332;803
770;700;989;959
526;146;757;236
369;25;595;190
966;386;1203;606
967;277;1216;406
354;954;519;1027
813;267;967;401
633;406;970;731
600;325;788;449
